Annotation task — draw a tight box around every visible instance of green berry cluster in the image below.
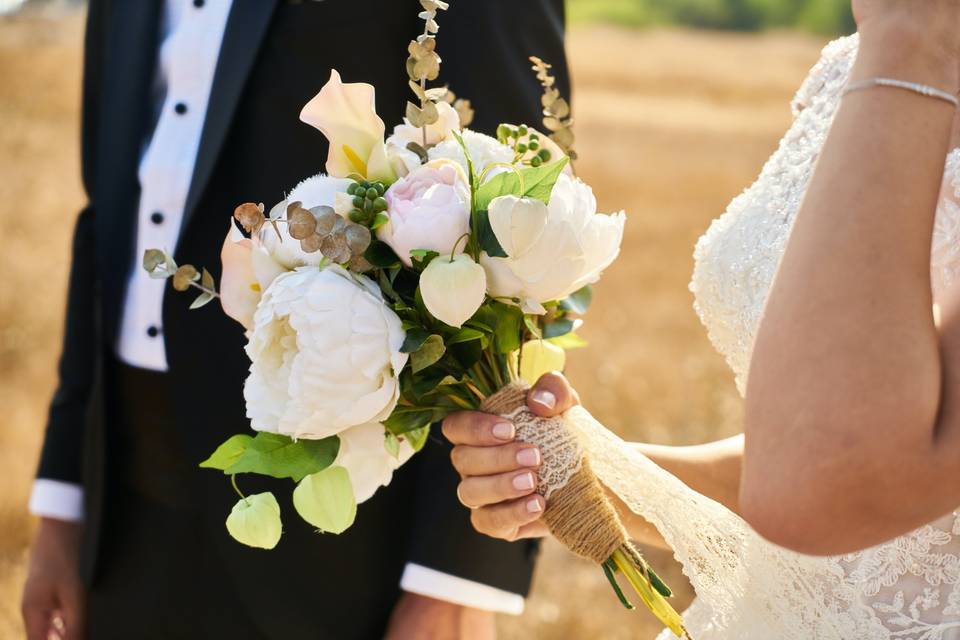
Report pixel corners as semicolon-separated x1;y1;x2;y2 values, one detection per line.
496;124;553;167
346;180;388;226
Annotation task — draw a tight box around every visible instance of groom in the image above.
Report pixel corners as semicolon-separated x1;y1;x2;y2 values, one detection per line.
22;1;570;638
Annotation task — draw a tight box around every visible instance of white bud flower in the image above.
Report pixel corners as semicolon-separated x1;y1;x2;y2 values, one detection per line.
225;492;282;550
519;340;566;385
420;254;487;328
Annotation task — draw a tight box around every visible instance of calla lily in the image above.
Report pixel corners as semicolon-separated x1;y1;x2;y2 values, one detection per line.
420;254;487;328
300;70;395;183
220;222;286;330
518;339;567;385
225;492;282;550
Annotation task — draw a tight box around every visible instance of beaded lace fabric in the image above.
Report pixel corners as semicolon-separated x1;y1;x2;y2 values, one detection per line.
569;35;960;639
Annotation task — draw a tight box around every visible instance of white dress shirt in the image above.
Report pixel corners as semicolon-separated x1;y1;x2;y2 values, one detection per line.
29;0;524;615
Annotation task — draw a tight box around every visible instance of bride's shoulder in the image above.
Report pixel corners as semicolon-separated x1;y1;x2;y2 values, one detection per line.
792;34;859;116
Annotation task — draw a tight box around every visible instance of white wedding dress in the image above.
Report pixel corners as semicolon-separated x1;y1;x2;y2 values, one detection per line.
567;34;960;639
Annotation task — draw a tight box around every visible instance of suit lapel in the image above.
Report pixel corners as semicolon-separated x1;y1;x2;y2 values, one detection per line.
179;0;280;238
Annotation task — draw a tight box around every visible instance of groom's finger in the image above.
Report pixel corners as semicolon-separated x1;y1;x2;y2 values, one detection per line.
457;470;538;508
451;443;541;476
442;411;516;446
527;372;580;417
470;497;547;541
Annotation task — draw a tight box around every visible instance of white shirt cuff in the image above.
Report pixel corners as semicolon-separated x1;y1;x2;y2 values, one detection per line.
400;563;525;615
29;479;85;522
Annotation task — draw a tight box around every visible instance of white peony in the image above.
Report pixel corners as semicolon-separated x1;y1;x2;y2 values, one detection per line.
334;422;415;503
244;265;408;440
481;173;626;314
259;173;353;270
428;129;514;181
378;160;471;266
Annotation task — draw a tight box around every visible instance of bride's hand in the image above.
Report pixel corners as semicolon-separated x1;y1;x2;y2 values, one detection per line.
441;373;580;541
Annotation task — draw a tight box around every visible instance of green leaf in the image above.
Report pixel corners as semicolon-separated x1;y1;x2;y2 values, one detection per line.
411;334;446;373
410;249;440;272
364;240;401;268
524;315;542;339
384;432;401;459
200;434;254;470
404;425;431;453
548;332;588;350
543;318;575;339
474;209;508;258
559;286;593;314
384;406;440;435
224;432;340;482
447;328;485;346
492;302;524;354
371;212;389;230
293;466;357;534
475;156;569;211
401;328;431;354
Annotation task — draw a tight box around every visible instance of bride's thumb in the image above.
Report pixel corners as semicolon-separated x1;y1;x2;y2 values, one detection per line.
527;372;580;417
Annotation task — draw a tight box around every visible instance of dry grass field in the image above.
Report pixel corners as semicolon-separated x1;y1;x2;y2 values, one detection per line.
0;10;829;639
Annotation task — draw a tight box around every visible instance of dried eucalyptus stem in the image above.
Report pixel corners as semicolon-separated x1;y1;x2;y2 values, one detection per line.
529;56;577;161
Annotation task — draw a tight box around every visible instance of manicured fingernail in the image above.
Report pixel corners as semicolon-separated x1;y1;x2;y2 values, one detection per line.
492;422;515;441
516;447;541;467
513;472;535;491
526;497;543;513
531;390;556;409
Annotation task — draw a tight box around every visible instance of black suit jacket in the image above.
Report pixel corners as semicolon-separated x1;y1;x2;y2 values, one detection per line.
39;1;570;637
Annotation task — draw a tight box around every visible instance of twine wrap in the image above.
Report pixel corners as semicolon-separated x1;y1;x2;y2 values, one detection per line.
481;382;628;564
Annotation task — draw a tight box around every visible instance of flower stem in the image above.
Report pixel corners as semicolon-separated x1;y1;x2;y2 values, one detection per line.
188;280;220;299
611;547;690;639
230;475;247;502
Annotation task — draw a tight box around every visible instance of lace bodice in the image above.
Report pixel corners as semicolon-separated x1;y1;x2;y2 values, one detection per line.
684;34;960;639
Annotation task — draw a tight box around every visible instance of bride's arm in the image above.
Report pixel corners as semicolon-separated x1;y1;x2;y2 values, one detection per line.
743;4;960;555
442;373;744;549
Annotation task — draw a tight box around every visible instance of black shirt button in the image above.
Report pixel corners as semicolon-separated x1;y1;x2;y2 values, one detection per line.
146;326;161;338
150;211;164;225
174;102;188;115
193;0;205;6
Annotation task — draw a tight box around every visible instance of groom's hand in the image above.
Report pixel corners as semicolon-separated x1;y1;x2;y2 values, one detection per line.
22;518;86;640
385;592;495;640
442;372;580;542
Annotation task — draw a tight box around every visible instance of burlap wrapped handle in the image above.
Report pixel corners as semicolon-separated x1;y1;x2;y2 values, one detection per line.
481;382;691;639
480;382;627;564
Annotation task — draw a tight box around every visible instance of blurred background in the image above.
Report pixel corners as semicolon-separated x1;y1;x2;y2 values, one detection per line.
0;0;850;637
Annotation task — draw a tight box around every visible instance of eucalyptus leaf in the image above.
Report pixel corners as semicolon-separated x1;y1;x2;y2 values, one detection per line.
559;286;593;314
411;334;445;373
475;157;569;211
223;432;340;482
549;332;589;350
543;318;575;339
201;267;216;292
190;291;216;309
293;466;357;534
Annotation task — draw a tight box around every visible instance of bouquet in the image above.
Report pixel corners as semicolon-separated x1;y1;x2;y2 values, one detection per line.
144;2;687;636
